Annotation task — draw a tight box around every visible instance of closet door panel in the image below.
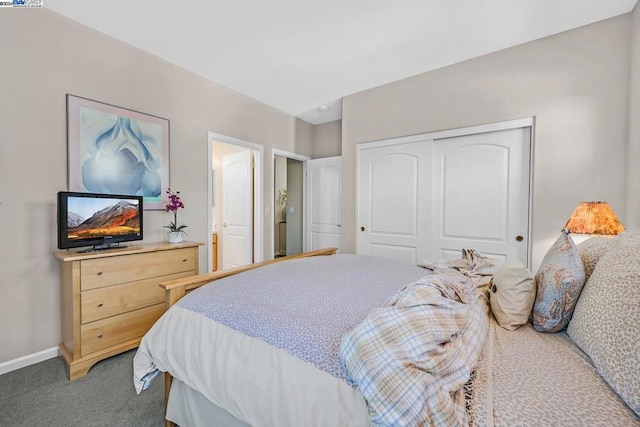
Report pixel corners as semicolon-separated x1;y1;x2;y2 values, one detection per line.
357;141;431;264
440;144;508;240
432;127;530;266
370;153;418;235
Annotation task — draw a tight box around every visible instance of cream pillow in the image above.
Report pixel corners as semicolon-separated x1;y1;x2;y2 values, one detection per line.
489;258;536;331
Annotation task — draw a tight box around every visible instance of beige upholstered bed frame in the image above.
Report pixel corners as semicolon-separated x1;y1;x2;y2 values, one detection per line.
158;247;338;427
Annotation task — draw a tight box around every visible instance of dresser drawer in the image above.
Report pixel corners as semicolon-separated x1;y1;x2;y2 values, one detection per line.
81;248;197;290
81;270;194;324
80;303;165;356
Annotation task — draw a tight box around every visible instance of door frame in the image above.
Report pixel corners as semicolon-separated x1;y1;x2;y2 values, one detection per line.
208;132;264;272
270;149;311;260
355;117;534;267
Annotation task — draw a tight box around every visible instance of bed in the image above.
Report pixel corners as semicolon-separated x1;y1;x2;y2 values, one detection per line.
133;239;640;427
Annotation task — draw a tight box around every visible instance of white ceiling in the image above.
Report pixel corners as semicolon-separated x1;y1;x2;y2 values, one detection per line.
47;0;637;125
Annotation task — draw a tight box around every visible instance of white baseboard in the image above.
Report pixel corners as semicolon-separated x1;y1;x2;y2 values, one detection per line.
0;347;60;376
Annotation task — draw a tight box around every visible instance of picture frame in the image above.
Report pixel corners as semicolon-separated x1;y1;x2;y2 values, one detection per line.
66;94;170;210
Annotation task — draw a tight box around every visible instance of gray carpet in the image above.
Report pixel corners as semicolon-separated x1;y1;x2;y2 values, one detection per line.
0;349;165;426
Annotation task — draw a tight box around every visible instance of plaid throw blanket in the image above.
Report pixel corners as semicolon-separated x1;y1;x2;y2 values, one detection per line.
418;249;495;303
340;272;490;426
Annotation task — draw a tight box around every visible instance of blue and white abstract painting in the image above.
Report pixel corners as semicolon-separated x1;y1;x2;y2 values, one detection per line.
67;95;169;210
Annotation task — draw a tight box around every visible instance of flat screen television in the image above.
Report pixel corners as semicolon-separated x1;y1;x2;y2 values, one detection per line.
57;191;143;252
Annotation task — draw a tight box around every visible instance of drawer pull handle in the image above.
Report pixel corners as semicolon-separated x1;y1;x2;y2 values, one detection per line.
97;272;103;276
97;303;103;308
97;334;103;339
182;259;187;262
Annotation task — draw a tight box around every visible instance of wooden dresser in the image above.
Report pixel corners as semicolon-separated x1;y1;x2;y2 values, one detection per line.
54;241;202;380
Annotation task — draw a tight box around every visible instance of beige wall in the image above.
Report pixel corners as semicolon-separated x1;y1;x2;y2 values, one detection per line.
0;9;311;363
294;120;315;158
342;15;631;270
314;119;342;158
627;5;640;228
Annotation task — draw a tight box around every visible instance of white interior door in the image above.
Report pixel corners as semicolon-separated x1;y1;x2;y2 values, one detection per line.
306;156;342;252
222;150;253;269
357;141;431;264
432;128;531;266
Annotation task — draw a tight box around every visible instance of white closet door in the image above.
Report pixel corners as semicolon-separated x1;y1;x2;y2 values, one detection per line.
357;141;431;264
306;156;342;252
432;127;531;266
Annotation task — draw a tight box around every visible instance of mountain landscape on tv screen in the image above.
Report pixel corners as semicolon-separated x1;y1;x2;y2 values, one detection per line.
68;201;140;240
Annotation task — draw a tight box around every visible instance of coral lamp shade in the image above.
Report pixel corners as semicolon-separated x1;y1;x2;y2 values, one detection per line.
564;202;625;235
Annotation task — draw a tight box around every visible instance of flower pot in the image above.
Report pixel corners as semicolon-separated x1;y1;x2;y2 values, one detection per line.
168;231;184;244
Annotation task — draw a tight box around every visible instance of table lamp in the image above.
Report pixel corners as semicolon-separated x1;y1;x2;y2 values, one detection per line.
563;201;625;236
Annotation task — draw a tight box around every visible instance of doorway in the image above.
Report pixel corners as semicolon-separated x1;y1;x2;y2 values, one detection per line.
274;155;287;257
208;132;264;272
271;149;309;259
274;155;304;257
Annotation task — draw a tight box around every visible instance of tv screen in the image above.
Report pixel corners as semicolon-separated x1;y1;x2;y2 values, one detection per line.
57;191;143;251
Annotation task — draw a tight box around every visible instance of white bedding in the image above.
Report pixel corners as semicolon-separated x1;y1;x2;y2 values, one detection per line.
134;305;371;426
166;379;249;427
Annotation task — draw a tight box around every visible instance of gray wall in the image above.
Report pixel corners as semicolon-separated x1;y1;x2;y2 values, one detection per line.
341;14;632;270
0;9;312;364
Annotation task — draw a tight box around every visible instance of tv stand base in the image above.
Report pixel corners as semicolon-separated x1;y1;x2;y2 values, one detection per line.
77;243;128;253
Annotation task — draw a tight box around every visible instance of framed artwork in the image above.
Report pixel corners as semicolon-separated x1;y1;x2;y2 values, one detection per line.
66;94;169;210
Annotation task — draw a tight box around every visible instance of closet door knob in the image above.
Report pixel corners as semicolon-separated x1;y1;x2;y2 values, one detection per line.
360;226;366;232
515;235;524;242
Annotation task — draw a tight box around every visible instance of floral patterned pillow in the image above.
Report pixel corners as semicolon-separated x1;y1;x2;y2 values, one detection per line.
567;232;640;417
531;231;585;332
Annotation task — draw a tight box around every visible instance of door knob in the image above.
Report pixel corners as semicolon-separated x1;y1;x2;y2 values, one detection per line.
515;235;524;241
223;223;227;228
360;226;365;232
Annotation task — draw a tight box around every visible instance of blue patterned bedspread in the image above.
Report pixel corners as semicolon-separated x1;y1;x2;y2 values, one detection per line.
177;254;427;383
